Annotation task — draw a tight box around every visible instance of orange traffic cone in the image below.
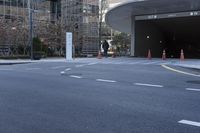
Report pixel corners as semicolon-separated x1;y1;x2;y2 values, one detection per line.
147;49;152;60
162;50;166;60
180;49;184;61
97;51;102;59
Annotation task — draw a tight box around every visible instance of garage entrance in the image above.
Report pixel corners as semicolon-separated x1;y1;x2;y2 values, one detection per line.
135;16;200;59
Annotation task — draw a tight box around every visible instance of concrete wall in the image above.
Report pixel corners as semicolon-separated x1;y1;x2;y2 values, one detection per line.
135;21;165;57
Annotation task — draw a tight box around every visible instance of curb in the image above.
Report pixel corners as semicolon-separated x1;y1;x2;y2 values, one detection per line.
0;62;32;65
175;65;200;70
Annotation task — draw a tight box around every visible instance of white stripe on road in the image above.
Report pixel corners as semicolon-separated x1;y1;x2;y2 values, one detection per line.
26;68;41;70
51;66;66;69
143;61;163;65
75;65;84;68
87;63;98;65
60;71;65;74
70;75;82;79
178;120;200;127
76;63;97;68
186;88;200;92
61;68;71;74
128;61;148;65
134;83;164;88
160;62;171;65
96;79;117;83
161;65;200;77
65;68;71;71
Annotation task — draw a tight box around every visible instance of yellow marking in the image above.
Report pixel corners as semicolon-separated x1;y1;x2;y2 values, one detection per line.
161;65;200;77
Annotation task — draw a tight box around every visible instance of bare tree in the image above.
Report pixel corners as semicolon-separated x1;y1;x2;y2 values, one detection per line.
99;0;108;51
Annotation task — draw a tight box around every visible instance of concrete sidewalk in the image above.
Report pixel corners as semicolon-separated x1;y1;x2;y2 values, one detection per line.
0;58;67;65
0;57;200;70
172;59;200;69
0;59;32;65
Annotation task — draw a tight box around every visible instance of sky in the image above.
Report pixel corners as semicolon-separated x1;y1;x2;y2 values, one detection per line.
109;2;121;8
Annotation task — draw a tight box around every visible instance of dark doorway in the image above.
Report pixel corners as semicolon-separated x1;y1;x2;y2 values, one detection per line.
135;16;200;58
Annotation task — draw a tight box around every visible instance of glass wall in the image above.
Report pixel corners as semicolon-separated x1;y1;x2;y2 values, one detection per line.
0;0;63;57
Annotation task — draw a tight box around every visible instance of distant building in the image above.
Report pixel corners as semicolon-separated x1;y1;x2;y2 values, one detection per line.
0;0;61;56
106;0;200;58
62;0;99;56
0;0;99;57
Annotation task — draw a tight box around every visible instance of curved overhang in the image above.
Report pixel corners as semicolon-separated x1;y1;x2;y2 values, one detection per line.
105;0;200;34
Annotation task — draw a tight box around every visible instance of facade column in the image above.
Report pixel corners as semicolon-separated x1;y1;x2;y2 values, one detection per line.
131;16;135;56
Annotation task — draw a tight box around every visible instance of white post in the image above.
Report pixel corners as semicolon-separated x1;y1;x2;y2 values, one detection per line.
66;32;73;60
131;16;135;56
28;0;33;60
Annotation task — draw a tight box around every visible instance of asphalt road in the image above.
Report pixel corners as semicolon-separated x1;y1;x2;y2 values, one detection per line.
0;58;200;133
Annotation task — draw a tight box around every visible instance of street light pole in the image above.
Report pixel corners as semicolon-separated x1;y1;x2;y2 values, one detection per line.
28;0;33;60
99;0;103;52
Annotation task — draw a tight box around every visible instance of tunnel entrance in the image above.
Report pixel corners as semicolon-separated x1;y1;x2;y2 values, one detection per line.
135;16;200;59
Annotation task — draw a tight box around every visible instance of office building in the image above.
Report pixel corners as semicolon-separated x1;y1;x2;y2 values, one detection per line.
106;0;200;58
0;0;99;56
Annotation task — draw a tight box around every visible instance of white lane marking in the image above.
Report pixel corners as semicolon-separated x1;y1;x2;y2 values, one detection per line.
178;120;200;127
75;63;97;68
70;75;82;79
134;83;164;88
87;63;97;65
96;79;117;83
161;65;200;77
51;66;66;69
65;68;71;71
60;71;65;74
160;62;171;65
75;64;85;68
60;68;71;74
186;88;200;92
128;61;148;65
26;68;41;70
0;68;14;71
143;61;162;65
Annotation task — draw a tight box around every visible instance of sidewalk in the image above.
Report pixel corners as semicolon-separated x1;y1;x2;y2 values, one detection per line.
0;57;200;70
0;59;32;65
172;59;200;69
0;58;67;65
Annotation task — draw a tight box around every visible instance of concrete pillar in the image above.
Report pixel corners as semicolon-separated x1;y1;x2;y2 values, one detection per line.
131;16;135;56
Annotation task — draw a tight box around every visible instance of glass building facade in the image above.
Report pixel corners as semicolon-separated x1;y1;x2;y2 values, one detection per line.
0;0;99;57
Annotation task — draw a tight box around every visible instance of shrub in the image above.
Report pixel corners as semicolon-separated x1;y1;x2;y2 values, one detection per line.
33;37;42;52
0;55;30;59
33;51;46;60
